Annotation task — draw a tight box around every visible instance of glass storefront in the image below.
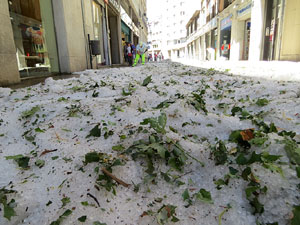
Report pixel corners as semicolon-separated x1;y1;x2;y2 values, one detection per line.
92;1;105;65
220;14;232;59
8;0;59;77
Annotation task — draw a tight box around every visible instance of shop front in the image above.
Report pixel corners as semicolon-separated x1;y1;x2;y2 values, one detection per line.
121;21;131;43
107;0;122;64
8;0;59;78
92;1;107;66
220;14;232;59
237;2;252;60
263;0;283;61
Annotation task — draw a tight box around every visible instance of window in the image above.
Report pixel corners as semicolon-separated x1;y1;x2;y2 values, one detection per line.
8;0;59;77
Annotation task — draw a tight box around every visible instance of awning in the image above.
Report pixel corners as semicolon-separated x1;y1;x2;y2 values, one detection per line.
121;21;131;36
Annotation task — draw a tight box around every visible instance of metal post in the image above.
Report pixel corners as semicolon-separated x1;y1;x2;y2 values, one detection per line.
88;34;93;69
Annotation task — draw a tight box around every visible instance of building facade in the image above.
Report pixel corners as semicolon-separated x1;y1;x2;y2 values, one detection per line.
0;0;147;86
148;0;199;60
168;0;300;62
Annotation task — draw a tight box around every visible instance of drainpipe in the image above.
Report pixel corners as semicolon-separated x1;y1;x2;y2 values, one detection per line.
81;0;90;69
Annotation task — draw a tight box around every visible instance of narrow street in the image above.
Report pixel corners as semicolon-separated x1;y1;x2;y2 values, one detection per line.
0;61;300;225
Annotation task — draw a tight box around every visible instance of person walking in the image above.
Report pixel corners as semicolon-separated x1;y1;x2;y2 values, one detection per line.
132;42;148;67
126;42;133;66
131;43;136;60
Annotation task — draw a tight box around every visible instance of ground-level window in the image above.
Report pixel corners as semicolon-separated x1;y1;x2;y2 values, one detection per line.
8;0;59;78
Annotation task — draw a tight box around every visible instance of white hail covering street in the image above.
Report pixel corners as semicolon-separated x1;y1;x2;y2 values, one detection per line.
0;61;300;225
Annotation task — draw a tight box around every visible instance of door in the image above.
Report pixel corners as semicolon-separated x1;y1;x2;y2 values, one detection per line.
92;1;104;65
263;0;282;60
243;20;251;60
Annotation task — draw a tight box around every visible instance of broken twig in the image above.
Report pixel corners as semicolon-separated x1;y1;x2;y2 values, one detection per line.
40;149;58;156
101;168;130;187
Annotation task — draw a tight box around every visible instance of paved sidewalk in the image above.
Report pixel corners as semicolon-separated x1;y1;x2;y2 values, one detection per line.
173;58;300;81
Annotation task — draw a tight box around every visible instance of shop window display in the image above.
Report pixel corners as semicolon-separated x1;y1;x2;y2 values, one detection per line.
8;0;59;77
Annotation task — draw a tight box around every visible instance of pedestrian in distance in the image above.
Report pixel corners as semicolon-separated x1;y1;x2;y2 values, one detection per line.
132;42;148;67
126;42;133;66
131;43;136;60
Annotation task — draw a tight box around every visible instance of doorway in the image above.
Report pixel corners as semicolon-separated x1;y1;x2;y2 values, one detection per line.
243;19;251;60
263;0;282;60
220;27;231;59
92;1;105;66
107;6;121;64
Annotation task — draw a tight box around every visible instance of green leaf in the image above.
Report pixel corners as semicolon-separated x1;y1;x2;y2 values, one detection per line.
78;215;87;222
50;209;72;225
81;201;89;206
256;98;269;106
85;152;100;163
92;90;99;97
58;97;68;102
250;137;268;146
61;197;70;208
158;113;167;129
189;90;207;114
213;141;228;165
195;188;213;204
5;154;24;160
6;155;30;169
182;189;190;201
140;113;167;134
153;100;175;109
22;106;40;118
250;197;264;214
142;75;152;86
35;127;45;133
3;199;16;221
291;205;300;225
168;157;182;171
229;167;239;175
284;139;300;165
35;159;45;168
100;80;107;86
149;143;167;158
231;106;243;116
112;145;125;151
236;153;248;165
245;186;259;198
161;172;172;183
169;126;178;133
296;167;300;178
86;125;101;138
122;88;132;96
229;130;242;142
261;152;281;163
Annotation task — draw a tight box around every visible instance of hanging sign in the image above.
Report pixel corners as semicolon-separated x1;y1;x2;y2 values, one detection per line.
237;3;252;18
220;14;232;30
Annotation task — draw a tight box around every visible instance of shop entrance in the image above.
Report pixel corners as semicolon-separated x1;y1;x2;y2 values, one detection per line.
220;27;231;59
108;6;121;64
243;20;251;60
8;0;59;78
263;0;282;60
220;15;232;60
92;1;105;66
